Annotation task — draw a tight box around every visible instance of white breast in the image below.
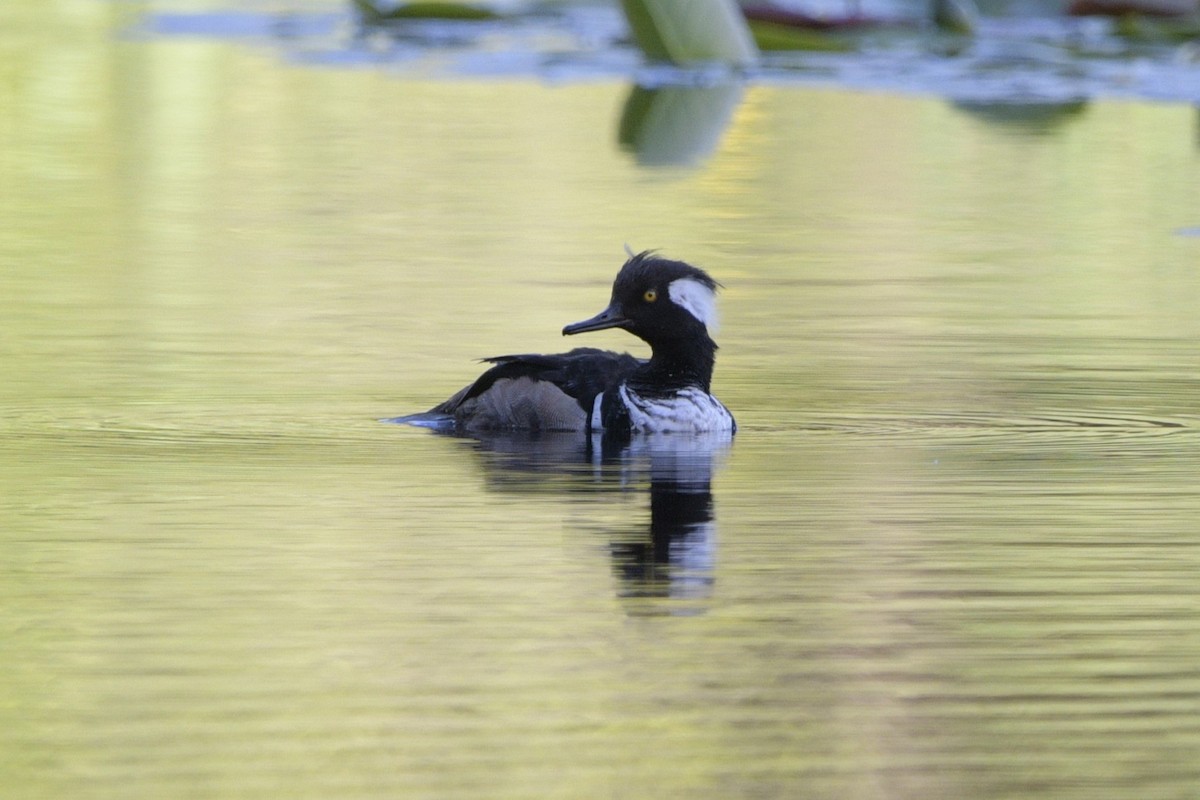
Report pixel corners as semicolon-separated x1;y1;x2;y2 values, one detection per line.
618;385;735;433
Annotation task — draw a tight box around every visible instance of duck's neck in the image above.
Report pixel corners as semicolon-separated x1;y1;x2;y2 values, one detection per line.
631;334;717;395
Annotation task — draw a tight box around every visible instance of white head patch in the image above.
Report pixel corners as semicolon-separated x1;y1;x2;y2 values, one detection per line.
668;277;719;332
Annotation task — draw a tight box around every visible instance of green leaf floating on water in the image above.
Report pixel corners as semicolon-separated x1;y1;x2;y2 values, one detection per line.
932;0;980;35
352;0;501;21
1114;13;1200;41
619;0;759;66
746;20;854;52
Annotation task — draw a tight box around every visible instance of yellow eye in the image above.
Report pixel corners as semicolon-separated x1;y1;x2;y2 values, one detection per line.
643;289;657;303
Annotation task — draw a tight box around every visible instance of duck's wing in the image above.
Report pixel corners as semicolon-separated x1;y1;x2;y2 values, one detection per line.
432;347;642;432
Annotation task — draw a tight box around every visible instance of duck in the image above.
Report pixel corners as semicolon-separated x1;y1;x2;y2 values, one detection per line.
410;251;736;435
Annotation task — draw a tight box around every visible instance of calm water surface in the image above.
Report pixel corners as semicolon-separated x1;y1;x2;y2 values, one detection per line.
3;2;1200;798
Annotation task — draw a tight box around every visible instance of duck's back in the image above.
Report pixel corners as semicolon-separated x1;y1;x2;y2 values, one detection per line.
434;347;642;432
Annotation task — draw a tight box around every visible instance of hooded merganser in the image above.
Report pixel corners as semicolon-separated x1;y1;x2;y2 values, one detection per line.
414;251;736;435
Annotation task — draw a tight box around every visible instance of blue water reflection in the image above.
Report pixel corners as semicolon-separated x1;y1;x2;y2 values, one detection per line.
131;3;1200;107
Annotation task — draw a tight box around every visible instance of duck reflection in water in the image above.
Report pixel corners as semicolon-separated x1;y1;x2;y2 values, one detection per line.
429;429;732;614
608;433;726;611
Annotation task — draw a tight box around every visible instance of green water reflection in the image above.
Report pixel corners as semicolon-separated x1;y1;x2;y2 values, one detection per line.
3;3;1200;799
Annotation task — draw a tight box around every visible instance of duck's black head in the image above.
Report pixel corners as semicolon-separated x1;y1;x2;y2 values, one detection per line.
562;251;723;392
562;251;721;347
